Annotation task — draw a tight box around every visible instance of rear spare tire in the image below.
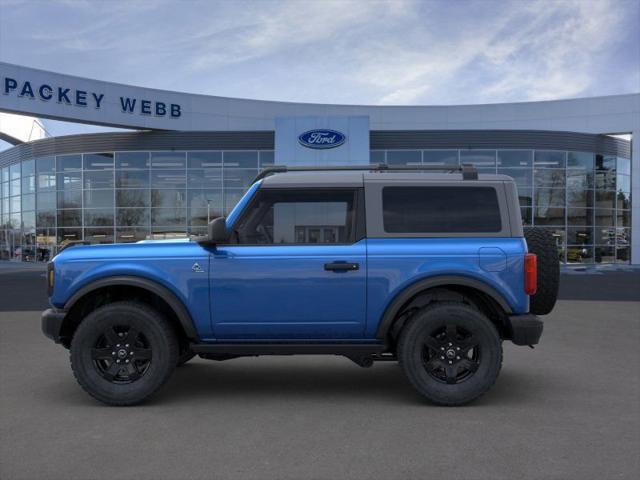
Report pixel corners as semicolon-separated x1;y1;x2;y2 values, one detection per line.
524;227;560;315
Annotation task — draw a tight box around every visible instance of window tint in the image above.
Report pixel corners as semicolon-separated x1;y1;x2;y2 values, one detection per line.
382;186;501;233
236;190;357;245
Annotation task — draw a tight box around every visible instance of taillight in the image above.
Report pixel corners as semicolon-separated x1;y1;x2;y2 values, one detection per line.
524;253;537;295
47;262;54;296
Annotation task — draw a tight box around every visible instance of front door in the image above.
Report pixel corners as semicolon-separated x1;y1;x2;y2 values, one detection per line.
210;188;366;340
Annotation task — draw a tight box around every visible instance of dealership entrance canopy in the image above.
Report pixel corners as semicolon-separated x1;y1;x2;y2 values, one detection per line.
0;62;638;264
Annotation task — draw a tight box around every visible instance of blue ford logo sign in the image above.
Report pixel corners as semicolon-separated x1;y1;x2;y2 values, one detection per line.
298;129;346;149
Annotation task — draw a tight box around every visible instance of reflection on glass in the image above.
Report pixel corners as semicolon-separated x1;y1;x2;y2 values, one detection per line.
57;155;82;171
83;153;114;170
422;150;459;165
117;208;149;227
116;152;149;169
460;150;496;167
567;152;594;169
386;151;421;165
150;152;186;169
534;151;565;168
84;209;115;227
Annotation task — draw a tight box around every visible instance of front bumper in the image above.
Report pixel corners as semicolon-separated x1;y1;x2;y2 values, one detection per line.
507;314;543;346
41;308;67;344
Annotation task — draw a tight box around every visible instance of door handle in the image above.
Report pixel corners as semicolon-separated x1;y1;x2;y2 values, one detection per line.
324;262;359;272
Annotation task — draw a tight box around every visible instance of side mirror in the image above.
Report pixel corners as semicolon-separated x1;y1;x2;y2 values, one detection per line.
207;216;230;244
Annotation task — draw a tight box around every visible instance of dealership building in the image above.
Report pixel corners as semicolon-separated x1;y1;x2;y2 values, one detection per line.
0;62;638;264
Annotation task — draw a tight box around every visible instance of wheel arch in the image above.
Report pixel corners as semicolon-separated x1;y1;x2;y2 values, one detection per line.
60;276;199;347
375;275;513;343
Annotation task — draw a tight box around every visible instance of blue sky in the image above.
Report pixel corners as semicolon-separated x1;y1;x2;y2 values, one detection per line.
0;0;638;141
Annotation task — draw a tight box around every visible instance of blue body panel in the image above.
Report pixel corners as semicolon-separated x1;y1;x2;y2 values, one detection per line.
50;241;214;338
209;240;367;340
365;237;528;337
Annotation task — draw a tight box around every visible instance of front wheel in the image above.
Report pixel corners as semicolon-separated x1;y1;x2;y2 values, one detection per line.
70;301;178;406
398;302;502;406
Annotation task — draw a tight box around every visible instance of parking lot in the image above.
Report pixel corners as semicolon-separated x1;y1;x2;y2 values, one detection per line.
1;264;639;480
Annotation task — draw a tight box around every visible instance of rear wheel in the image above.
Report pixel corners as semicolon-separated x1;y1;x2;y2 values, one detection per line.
398;302;502;406
70;301;178;406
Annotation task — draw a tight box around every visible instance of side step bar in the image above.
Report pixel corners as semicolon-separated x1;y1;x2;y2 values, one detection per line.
190;343;390;367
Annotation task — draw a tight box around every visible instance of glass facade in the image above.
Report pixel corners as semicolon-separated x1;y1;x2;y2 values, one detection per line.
0;147;631;264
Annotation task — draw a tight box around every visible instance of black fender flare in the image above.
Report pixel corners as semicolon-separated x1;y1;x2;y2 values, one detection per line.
375;275;513;340
64;275;199;340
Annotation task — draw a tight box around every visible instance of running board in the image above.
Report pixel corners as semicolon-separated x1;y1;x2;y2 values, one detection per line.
191;342;386;357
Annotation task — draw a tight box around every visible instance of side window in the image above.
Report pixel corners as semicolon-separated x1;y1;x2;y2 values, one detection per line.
382;186;502;233
235;189;358;245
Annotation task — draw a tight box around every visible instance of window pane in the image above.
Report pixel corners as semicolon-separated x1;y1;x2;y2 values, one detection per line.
596;155;616;172
57;154;82;171
616;174;630;193
386;150;421;165
459;150;495;167
150;152;186;169
567;151;594;169
116;170;149;188
616;247;630;263
37;173;56;191
534;151;565;168
10;178;20;196
36;157;55;174
36;211;55;228
595;246;615;264
22;159;35;176
616;191;631;209
57;228;82;244
151;170;185;189
594;209;615;226
151;208;187;226
534;169;565;187
422;150;459;165
57;190;82;209
187;168;222;188
187;151;222;169
224;151;258;168
151;189;185;208
84;190;114;209
37;192;56;211
57;209;82;227
566;246;593;264
567;169;593;189
22;194;35;211
567;187;593;208
517;187;532;207
237;190;355;244
83;153;114;170
21;175;36;194
617;210;630;227
117;208;149;226
57;171;82;190
595;191;616;209
534;206;564;226
497;150;532;168
520;207;532;226
84;209;114;226
616;157;630;176
567;208;593;226
567;227;593;245
84;170;114;189
116;152;149;169
116;189;150;208
383;187;501;233
535;187;565;208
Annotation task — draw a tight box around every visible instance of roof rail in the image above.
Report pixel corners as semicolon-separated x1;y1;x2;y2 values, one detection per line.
254;163;478;182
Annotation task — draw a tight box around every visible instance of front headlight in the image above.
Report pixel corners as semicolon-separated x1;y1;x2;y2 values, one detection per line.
47;262;54;296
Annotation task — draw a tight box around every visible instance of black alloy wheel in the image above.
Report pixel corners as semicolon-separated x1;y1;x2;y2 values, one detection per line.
91;325;152;383
422;323;480;385
398;301;502;406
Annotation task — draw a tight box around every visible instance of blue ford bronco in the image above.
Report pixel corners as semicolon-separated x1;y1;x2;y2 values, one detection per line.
42;164;559;406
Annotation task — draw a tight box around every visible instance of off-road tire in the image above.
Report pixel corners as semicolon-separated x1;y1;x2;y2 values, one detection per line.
70;301;178;406
524;227;560;315
398;302;502;406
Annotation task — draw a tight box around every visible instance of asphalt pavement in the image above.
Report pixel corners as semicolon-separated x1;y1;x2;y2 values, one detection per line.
0;263;639;479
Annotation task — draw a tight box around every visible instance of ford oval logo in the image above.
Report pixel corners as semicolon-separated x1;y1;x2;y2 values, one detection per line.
298;129;346;149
